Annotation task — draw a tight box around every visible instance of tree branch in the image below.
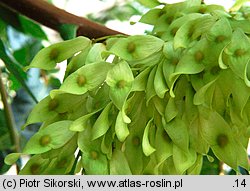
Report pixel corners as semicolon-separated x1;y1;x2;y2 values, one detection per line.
0;0;125;39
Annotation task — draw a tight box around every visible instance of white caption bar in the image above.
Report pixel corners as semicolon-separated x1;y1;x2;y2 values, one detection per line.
0;175;249;191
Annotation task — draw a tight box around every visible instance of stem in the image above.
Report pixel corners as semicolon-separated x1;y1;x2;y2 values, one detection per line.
92;34;126;43
0;0;125;39
68;150;82;175
0;69;20;173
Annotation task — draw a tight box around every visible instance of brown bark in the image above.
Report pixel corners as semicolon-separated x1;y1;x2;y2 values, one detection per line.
0;0;124;38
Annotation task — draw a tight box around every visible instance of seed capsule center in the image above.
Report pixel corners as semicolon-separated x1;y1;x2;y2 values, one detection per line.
171;58;179;65
48;99;59;111
215;35;226;43
132;136;140;146
216;134;228;148
39;135;51;146
166;16;173;25
127;42;136;53
57;158;67;168
234;49;245;57
90;151;99;160
171;27;178;36
210;66;220;75
195;51;204;62
77;75;87;87
30;163;40;175
116;80;126;89
49;48;59;60
199;7;206;14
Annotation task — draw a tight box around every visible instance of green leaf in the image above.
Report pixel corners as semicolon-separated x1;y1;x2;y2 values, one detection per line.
86;83;111;112
45;154;75;175
174;19;196;49
136;0;160;8
92;102;112;140
23;93;84;128
106;60;134;111
193;78;217;105
19;15;47;40
174;15;215;49
206;18;232;43
23;120;75;154
152;96;166;116
123;92;149;174
4;153;22;165
25;36;91;70
65;44;92;77
57;61;112;95
139;8;162;25
142;119;156;156
189;114;209;154
101;129;113;159
110;149;132;175
13;40;43;67
170;39;207;81
216;71;248;117
0;152;11;174
162;157;179;174
69;109;101;132
42;136;77;174
19;154;50;175
48;76;61;89
0;18;6;36
109;35;164;61
173;145;197;174
187;154;203;175
155;124;173;165
154;61;168;98
132;67;151;91
153;2;195;33
165;98;178;122
162;117;189;153
58;23;77;40
218;46;228;69
200;110;249;170
85;43;106;64
230;19;250;34
146;66;157;104
223;29;250;86
78;126;109;175
162;42;182;89
161;13;202;41
0;39;38;103
115;111;129;142
0;10;46;40
129;52;163;71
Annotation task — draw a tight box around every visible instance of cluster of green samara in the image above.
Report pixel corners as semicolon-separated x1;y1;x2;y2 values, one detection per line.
5;0;250;174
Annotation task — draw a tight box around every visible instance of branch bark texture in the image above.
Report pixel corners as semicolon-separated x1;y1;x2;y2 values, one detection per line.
0;0;124;38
